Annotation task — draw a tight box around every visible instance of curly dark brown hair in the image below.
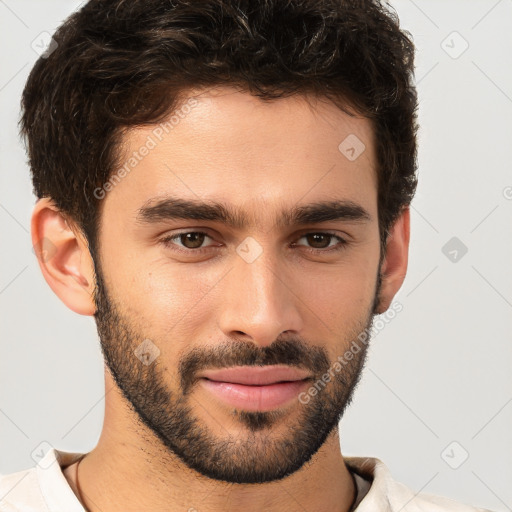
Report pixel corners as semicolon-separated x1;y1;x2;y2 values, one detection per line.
19;0;418;261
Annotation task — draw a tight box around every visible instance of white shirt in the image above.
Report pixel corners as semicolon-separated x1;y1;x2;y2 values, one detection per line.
0;448;494;511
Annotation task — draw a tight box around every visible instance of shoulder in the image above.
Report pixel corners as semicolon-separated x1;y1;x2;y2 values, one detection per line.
0;465;46;511
345;456;494;512
0;448;86;512
388;479;494;512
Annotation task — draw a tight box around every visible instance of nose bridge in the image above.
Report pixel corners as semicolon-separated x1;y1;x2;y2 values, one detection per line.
239;249;283;311
218;243;302;345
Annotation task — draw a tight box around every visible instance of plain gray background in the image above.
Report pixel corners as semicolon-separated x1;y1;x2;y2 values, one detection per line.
1;1;511;510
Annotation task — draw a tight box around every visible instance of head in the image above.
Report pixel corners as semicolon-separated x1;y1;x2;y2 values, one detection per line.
22;0;417;484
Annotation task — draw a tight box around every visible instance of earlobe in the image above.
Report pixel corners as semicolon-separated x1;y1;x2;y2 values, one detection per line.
374;207;410;315
31;198;97;316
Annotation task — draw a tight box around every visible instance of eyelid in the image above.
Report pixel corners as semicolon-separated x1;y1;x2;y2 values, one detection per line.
291;231;346;246
159;229;349;255
160;230;218;251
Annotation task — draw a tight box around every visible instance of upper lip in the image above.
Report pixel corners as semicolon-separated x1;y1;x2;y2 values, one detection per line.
199;365;312;385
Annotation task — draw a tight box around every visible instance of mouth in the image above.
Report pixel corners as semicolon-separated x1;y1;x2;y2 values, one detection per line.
197;366;312;411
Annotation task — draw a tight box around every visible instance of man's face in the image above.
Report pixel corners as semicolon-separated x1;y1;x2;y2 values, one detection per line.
92;87;382;484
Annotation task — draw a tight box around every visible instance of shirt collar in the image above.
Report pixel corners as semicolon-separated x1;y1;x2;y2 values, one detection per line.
41;449;396;512
344;456;394;511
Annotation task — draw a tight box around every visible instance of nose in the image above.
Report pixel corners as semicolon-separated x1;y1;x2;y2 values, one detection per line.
217;248;304;347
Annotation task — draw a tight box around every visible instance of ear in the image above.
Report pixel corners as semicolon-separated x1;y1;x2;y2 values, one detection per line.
375;207;410;314
31;198;97;316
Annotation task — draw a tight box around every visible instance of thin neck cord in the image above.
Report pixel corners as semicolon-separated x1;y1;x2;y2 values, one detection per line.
75;456;91;512
348;469;359;511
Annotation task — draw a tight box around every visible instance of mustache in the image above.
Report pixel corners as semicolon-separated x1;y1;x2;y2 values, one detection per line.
179;337;330;395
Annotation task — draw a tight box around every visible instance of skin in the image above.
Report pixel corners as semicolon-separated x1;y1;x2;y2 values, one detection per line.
31;86;409;512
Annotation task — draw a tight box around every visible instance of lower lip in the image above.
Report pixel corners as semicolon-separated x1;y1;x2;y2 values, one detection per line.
199;378;310;411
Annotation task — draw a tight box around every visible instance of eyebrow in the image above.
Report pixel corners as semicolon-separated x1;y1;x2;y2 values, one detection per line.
135;195;372;229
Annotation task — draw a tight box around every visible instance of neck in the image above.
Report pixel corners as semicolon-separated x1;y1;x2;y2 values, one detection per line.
66;373;357;512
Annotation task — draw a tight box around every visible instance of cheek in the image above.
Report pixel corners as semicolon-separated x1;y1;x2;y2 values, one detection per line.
299;264;376;328
106;258;221;339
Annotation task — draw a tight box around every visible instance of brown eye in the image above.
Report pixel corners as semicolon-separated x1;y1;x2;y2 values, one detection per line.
294;232;347;252
304;233;332;249
178;232;207;249
160;231;214;252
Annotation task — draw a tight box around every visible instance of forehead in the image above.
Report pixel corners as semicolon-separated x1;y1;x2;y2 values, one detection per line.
105;86;378;225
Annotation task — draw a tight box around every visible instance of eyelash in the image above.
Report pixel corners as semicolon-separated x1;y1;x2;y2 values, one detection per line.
159;231;349;255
